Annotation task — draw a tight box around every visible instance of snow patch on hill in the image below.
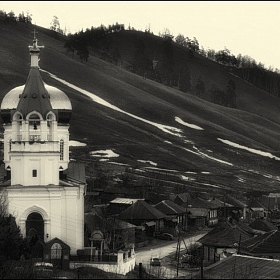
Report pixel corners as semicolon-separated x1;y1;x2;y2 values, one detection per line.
218;138;280;161
69;140;86;147
175;117;204;130
138;160;158;166
90;149;119;158
41;69;183;137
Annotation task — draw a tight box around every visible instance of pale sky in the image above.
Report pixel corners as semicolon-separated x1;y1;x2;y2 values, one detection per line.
2;1;280;69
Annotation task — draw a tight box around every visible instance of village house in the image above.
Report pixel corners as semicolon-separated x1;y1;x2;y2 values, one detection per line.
218;194;248;221
154;199;187;234
197;220;255;264
247;199;268;221
182;197;219;229
117;200;166;246
84;206;136;253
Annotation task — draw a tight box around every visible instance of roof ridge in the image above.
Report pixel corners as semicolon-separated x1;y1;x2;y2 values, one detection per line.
261;229;278;244
139;200;165;219
163;200;178;213
247;230;277;251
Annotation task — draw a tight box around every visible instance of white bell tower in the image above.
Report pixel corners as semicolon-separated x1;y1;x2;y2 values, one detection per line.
0;32;85;256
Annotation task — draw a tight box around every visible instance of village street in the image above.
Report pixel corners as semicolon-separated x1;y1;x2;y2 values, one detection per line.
135;229;210;278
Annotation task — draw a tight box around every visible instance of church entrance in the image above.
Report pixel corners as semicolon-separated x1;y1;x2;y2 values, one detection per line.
26;212;45;259
26;212;44;240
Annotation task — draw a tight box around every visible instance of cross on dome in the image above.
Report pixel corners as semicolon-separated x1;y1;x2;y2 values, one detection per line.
32;29;38;40
28;29;44;52
28;30;44;68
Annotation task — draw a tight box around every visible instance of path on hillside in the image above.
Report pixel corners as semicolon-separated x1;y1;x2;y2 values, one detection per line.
135;229;209;278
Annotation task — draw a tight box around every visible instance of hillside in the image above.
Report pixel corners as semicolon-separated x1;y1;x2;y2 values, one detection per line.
1;21;280;198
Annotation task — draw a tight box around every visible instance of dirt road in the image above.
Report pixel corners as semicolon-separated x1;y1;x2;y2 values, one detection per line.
135;229;209;278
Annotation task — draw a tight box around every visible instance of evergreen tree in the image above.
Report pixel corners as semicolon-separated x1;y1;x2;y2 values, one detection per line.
133;39;151;78
161;37;174;85
194;75;205;97
226;79;237;108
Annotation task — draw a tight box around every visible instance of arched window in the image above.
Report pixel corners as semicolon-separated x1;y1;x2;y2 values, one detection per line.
13;113;23;141
60;140;64;160
28;113;41;141
47;113;55;141
51;243;62;259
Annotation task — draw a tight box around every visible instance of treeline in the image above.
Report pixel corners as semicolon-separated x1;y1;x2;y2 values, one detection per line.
192;45;280;98
64;22;125;62
0;10;32;24
63;23;237;107
158;31;280;99
63;23;195;92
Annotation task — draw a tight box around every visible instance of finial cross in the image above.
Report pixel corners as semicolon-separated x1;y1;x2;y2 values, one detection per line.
32;29;38;40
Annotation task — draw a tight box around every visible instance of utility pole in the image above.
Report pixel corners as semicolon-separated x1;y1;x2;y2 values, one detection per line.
237;234;242;254
200;245;204;279
175;227;189;277
176;231;181;277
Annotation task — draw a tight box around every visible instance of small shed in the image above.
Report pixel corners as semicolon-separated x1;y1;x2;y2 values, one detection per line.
43;237;70;270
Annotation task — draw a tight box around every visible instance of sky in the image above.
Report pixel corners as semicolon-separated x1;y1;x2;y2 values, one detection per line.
2;1;280;69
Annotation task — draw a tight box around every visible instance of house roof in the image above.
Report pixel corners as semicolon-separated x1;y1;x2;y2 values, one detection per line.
154;200;185;215
240;230;280;255
223;194;247;208
118;200;166;221
84;211;136;233
209;198;233;208
259;196;279;210
45;237;70;249
249;218;277;232
248;199;266;209
197;221;254;247
202;254;280;279
109;197;144;204
184;197;217;209
169;192;191;205
197;226;253;248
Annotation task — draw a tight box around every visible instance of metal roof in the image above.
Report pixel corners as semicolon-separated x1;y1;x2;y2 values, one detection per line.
1;83;71;111
110;197;144;204
203;254;280;279
154;200;186;215
118;200;166;221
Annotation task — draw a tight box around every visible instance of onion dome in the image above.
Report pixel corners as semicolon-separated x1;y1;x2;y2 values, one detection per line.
0;35;72;124
1;84;72;124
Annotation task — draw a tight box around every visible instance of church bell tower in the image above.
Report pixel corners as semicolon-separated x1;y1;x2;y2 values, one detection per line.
0;33;85;256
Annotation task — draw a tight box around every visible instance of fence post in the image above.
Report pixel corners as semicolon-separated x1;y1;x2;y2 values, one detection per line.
139;262;143;279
